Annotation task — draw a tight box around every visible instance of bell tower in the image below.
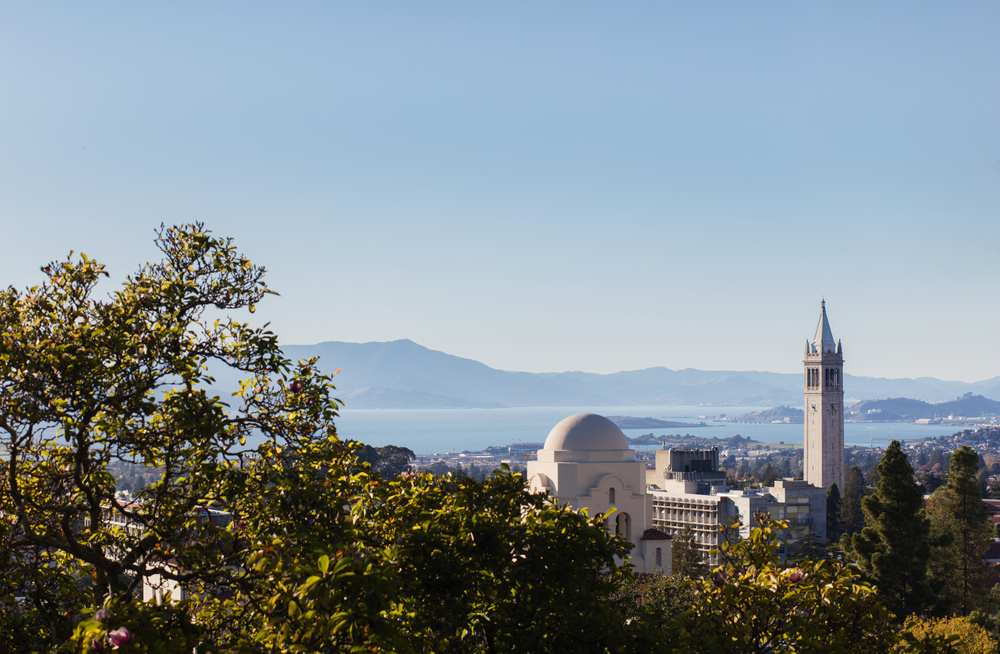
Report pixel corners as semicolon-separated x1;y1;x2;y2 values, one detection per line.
803;300;844;492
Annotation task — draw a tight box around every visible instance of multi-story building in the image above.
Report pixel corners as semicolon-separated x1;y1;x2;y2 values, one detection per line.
647;447;826;563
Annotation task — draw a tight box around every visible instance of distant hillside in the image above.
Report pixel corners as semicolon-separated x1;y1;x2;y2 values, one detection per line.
204;339;1000;409
847;393;1000;422
733;406;804;424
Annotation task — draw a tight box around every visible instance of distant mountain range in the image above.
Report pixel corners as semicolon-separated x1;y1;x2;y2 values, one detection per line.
208;339;1000;410
845;393;1000;422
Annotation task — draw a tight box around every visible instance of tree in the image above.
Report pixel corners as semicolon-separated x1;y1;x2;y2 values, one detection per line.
845;440;935;619
4;225;665;653
203;460;660;653
902;616;994;654
671;513;906;653
826;482;843;545
839;465;867;537
606;572;695;637
671;524;707;579
928;446;996;616
0;224;302;648
356;443;416;478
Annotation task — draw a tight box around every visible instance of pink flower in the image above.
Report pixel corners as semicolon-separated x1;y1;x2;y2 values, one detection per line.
289;382;302;393
788;569;804;583
95;608;113;621
91;640;105;652
107;627;133;648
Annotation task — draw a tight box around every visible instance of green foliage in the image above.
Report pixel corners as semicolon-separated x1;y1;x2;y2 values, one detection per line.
901;616;991;654
928;446;997;616
671;524;708;579
826;482;843;544
845;440;935;619
0;224;339;649
63;600;213;654
786;529;827;565
0;225;663;653
838;465;867;537
606;572;695;636
355;443;415;478
672;513;903;653
211;452;656;653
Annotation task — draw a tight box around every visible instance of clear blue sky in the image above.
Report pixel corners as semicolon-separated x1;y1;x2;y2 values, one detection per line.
2;2;998;382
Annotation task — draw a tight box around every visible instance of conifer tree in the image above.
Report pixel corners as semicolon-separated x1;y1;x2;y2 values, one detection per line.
671;524;708;579
839;465;867;537
826;482;842;545
928;445;996;616
845;440;934;619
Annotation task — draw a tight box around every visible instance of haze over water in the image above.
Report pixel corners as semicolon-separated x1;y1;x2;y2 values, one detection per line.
333;406;958;455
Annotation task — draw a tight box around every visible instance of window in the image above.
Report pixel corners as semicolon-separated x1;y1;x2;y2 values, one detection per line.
655;547;662;567
616;513;631;542
608;487;616;505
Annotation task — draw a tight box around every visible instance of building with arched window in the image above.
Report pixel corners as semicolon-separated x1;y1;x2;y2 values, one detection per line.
527;413;670;574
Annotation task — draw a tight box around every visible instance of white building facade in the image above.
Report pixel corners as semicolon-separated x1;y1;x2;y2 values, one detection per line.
527;413;671;575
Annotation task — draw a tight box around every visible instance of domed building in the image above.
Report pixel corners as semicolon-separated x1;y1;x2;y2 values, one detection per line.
527;413;670;574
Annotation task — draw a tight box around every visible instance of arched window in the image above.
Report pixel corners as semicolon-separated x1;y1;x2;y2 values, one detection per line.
615;513;631;543
655;547;662;567
608;487;616;505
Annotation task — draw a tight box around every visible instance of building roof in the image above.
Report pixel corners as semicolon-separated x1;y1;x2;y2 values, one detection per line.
542;413;629;452
641;528;673;541
982;500;1000;525
812;300;837;354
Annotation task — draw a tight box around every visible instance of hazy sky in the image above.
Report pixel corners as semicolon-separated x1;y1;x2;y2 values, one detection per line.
2;2;998;382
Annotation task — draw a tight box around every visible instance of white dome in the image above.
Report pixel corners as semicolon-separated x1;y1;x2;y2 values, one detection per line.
543;413;629;452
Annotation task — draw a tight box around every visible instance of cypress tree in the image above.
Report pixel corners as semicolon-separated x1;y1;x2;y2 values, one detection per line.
671;524;708;579
845;440;934;619
838;466;866;537
927;445;995;616
826;482;842;545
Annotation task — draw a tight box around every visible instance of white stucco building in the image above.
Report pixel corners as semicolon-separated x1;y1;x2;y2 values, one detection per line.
527;413;671;575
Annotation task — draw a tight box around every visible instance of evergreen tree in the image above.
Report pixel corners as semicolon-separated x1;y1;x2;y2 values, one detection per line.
845;440;934;619
671;524;708;579
928;445;996;616
826;483;843;545
839;465;867;537
761;462;777;486
976;469;989;499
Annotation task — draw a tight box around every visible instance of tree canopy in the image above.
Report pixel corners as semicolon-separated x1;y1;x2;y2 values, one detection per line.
844;440;935;619
928;446;997;616
672;513;904;653
0;225;655;653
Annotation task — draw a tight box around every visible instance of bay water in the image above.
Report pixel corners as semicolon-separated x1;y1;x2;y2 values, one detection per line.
333;405;957;455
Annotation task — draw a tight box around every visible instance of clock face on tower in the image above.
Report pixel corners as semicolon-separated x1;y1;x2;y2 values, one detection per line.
810;403;817;414
830;403;838;414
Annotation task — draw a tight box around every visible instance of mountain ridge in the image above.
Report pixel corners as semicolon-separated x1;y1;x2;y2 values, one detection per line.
210;339;1000;409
